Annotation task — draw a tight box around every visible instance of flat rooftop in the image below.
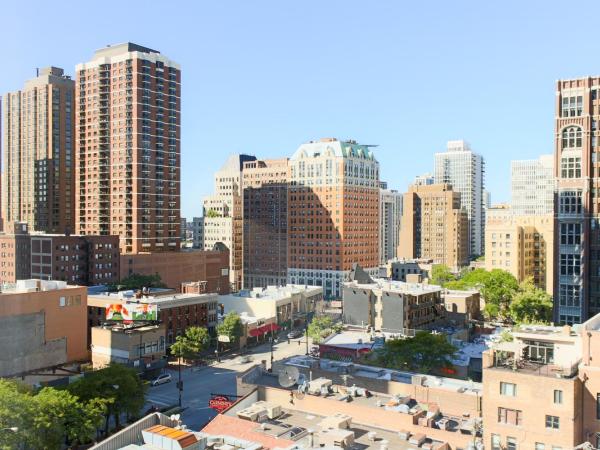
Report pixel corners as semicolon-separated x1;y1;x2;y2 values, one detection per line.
226;284;322;302
88;291;217;307
1;279;78;294
320;330;387;351
344;278;442;296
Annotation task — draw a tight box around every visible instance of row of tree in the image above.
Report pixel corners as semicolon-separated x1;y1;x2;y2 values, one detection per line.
431;265;553;323
0;364;146;450
306;315;342;344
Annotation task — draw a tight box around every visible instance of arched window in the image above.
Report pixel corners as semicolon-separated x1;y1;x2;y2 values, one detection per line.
562;126;583;149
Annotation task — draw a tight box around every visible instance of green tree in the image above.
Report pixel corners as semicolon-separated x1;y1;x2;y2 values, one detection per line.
171;326;211;361
68;364;146;432
0;379;107;450
374;331;457;373
509;278;553;324
217;312;243;345
114;273;166;291
206;209;221;218
430;264;456;286
307;316;341;343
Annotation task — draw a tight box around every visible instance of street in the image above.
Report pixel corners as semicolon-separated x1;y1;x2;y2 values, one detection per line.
145;334;314;428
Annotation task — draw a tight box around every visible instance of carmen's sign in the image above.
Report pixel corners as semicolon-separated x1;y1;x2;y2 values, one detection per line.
208;395;234;413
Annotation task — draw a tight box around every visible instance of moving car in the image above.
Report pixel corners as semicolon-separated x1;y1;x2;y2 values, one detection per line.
151;373;172;386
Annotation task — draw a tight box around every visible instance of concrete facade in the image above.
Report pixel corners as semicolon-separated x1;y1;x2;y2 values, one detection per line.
343;277;445;332
511;155;555;216
379;187;402;264
0;280;87;377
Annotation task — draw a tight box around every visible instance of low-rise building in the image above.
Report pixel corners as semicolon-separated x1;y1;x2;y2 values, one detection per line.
343;267;445;332
120;248;230;294
386;258;433;282
0;279;87;377
218;285;322;329
482;316;600;449
88;290;219;345
0;222;120;285
91;322;166;374
442;289;481;325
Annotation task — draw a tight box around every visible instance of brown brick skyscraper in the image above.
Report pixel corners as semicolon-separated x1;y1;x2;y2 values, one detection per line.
75;43;181;253
287;138;380;299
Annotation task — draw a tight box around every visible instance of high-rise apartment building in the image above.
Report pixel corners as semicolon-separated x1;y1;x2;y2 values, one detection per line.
414;173;434;186
511;155;555;216
75;43;181;254
485;206;554;293
434;140;485;257
553;78;600;324
2;67;75;233
398;183;469;270
287;138;379;299
242;158;289;289
379;186;402;263
203;154;256;290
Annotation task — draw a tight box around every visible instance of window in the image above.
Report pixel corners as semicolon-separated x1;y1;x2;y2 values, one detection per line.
554;390;563;404
525;340;555;364
561;97;583;118
559;284;580;307
559;190;583;215
545;415;559;429
498;407;523;426
560;223;582;245
507;436;518;450
536;444;545;450
560;254;581;276
500;382;517;396
561;156;582;178
491;434;501;450
561;126;583;147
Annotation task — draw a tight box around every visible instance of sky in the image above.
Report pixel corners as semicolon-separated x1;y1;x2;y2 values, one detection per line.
2;0;600;218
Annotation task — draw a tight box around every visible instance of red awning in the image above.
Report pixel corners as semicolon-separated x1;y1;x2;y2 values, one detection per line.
248;323;280;337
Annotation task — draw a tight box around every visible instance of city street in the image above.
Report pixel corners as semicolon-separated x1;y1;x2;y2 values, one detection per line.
145;334;314;428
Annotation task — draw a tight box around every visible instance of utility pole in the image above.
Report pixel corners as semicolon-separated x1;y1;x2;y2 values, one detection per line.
177;355;183;408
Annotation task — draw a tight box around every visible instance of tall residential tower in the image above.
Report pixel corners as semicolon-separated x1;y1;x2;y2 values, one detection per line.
511;155;555;216
75;43;181;254
434;140;485;257
2;67;75;233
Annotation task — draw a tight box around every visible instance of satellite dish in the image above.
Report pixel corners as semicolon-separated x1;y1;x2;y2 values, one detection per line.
278;366;300;388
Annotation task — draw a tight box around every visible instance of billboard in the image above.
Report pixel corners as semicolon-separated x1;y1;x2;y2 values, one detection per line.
105;303;158;321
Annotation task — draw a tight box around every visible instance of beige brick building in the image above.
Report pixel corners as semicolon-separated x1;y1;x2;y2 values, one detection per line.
398;183;469;271
2;67;75;233
485;207;554;294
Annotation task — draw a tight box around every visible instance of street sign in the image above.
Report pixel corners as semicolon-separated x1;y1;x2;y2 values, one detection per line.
208;395;234;413
218;335;231;343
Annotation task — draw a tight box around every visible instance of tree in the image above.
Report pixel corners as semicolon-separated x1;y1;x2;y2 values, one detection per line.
373;331;457;373
0;379;107;450
114;273;166;291
217;312;243;345
430;264;456;286
206;209;221;218
171;326;211;361
307;316;341;344
509;279;553;324
68;364;146;432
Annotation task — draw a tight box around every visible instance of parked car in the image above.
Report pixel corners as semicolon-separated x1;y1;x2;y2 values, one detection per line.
151;373;172;386
287;329;303;339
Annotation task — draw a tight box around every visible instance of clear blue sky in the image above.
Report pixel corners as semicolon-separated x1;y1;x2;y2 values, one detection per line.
2;0;600;218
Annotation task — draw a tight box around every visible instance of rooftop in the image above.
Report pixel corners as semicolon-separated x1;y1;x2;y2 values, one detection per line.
344;278;442;296
227;285;322;302
1;279;76;294
88;291;217;308
292;139;377;162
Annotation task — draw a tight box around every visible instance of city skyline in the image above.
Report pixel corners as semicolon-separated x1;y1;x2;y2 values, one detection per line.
4;1;600;217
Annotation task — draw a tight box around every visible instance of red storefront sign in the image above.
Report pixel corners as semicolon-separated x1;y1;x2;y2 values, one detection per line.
209;395;234;413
